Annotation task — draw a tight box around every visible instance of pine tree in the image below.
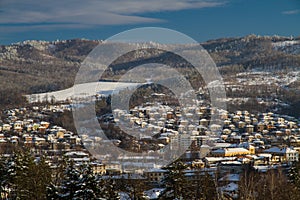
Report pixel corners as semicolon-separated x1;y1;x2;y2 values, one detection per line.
57;160;81;199
160;161;188;199
75;164;101;200
30;156;52;200
198;172;218;200
11;150;36;199
99;178;120;200
0;157;10;199
47;158;67;200
289;161;300;188
6;150;52;200
118;174;147;200
47;183;60;200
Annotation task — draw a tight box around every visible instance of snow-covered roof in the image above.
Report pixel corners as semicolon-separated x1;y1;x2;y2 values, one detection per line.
221;161;242;165
205;157;237;162
212;142;234;149
219;182;238;192
143;188;165;200
212;147;249;154
64;151;89;157
219;174;240;182
145;168;167;173
264;147;298;154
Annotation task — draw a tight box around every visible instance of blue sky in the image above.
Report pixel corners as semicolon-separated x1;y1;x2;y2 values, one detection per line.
0;0;300;44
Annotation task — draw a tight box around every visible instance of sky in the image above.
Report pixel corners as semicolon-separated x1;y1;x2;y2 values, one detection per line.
0;0;300;45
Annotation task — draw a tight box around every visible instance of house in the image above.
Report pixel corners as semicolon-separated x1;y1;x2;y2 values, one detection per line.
91;162;106;174
105;162;122;175
178;133;192;149
144;168;167;183
39;126;47;133
40;121;50;128
204;157;237;167
264;146;299;163
245;125;254;133
34;137;47;146
219;161;243;174
212;147;254;157
64;151;90;163
14;121;23;132
2;124;11;131
191;159;205;168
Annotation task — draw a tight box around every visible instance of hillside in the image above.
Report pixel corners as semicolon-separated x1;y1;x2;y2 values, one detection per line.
0;35;300;114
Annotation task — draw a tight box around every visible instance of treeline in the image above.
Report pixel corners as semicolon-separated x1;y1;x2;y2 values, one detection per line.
1;150;300;200
0;150;120;200
0;150;51;199
0;89;27;110
159;161;300;200
0;151;217;200
238;163;300;200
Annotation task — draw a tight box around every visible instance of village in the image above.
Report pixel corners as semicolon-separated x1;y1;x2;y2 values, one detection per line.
1;96;300;199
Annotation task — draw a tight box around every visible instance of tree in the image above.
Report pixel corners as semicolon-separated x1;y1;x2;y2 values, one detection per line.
0;157;10;199
48;160;109;200
1;150;52;200
289;160;300;190
159;161;189;199
238;168;258;200
98;178;120;200
238;167;300;200
193;172;218;200
118;174;147;200
30;156;52;200
255;169;296;200
75;164;101;200
56;160;81;199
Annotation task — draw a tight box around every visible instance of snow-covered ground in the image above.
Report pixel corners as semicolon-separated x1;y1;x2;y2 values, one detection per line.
233;71;300;87
26;81;142;103
272;40;300;48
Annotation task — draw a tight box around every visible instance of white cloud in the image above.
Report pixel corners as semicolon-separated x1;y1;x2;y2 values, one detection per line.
282;9;300;15
0;0;225;28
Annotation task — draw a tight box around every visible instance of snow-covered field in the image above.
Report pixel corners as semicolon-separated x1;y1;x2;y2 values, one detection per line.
26;81;141;103
230;71;300;87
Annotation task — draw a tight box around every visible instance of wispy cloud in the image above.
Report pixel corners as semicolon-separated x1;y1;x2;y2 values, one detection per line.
0;0;225;30
282;9;300;15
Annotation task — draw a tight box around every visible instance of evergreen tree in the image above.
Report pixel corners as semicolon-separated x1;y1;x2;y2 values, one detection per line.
4;150;52;200
75;164;101;200
159;161;188;199
47;158;67;200
118;174;147;200
195;172;218;200
11;150;36;199
0;157;10;199
47;183;61;200
57;161;81;199
289;160;300;189
99;178;120;200
48;160;113;200
30;156;52;200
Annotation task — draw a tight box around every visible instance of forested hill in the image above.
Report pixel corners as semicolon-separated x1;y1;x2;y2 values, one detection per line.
0;35;299;108
202;35;300;73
